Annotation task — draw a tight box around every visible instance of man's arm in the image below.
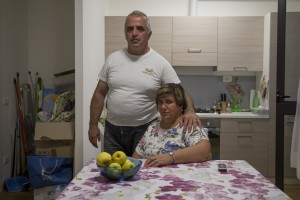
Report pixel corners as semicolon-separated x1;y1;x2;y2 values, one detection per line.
181;92;202;132
88;80;109;148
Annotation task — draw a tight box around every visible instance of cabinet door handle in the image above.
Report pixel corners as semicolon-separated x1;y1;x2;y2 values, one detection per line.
234;67;248;71
188;48;201;53
237;136;252;139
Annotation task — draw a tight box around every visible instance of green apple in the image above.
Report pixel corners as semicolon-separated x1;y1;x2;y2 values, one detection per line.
108;162;122;169
96;152;112;167
112;151;127;165
122;159;135;170
107;162;122;178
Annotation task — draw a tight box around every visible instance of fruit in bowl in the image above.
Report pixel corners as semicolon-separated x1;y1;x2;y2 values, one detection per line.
96;152;112;166
96;151;142;181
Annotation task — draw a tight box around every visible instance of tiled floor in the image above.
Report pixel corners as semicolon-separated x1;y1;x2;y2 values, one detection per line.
0;185;300;200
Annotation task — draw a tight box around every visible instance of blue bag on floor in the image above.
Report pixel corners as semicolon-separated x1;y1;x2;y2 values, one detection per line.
27;155;73;188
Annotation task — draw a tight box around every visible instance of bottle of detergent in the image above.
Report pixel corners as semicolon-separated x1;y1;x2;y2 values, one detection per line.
252;91;260;108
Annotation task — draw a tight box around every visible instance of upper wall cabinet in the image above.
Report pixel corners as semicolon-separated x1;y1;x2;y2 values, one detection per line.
148;17;172;63
105;16;172;63
172;17;218;66
105;16;126;58
217;17;264;71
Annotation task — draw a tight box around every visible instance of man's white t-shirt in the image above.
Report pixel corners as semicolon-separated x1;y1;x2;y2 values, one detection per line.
99;48;180;126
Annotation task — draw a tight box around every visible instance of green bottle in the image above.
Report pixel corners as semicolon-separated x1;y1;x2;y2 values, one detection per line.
252;91;260;108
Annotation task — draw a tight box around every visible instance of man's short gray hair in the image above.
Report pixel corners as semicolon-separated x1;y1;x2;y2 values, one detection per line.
125;10;152;33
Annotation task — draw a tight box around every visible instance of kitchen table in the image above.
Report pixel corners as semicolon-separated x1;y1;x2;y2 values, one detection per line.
197;112;269;119
57;159;290;200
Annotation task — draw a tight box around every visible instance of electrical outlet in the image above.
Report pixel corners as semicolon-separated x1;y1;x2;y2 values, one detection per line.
223;76;232;82
2;97;9;105
2;156;9;165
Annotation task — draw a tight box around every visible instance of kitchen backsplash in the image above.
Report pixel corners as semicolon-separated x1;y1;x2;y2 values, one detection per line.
179;75;256;110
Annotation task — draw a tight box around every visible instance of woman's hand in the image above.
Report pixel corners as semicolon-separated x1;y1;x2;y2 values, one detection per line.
144;154;173;167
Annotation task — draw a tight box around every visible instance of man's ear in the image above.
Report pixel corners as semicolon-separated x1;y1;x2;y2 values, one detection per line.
148;31;152;40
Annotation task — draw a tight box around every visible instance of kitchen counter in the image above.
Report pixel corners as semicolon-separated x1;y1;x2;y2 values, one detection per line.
197;112;269;119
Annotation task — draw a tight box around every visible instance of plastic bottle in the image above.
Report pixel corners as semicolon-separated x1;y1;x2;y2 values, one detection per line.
213;101;218;114
252;91;260;108
226;100;232;113
217;101;222;114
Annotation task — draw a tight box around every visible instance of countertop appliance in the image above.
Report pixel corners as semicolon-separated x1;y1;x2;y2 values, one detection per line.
195;107;211;113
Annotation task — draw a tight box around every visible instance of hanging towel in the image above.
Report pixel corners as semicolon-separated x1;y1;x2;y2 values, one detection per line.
291;78;300;180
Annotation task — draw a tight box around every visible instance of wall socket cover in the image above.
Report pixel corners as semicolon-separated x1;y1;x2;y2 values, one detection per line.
223;76;232;82
2;97;9;105
2;156;9;165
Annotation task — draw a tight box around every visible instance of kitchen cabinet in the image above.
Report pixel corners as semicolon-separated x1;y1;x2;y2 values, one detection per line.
105;16;172;63
105;16;127;59
172;17;218;66
220;118;269;176
217;17;264;71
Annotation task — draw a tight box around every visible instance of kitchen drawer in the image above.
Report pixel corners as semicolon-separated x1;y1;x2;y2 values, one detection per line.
221;119;269;133
220;131;268;176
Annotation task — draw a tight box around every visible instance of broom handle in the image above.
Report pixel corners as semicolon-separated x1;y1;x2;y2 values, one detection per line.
14;78;30;155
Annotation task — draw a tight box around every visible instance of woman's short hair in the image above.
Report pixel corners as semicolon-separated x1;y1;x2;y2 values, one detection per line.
156;83;187;112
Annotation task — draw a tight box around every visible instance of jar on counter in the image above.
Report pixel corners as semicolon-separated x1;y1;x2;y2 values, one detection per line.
226;100;232;113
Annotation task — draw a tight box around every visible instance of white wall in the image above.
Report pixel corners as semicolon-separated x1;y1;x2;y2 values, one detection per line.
28;0;75;87
0;0;28;191
74;0;106;174
78;0;285;170
105;0;278;16
76;0;300;170
2;0;300;184
0;0;75;188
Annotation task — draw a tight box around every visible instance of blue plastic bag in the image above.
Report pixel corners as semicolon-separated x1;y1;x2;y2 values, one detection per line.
27;155;73;188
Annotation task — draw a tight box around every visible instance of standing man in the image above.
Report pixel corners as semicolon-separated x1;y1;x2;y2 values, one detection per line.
89;10;200;156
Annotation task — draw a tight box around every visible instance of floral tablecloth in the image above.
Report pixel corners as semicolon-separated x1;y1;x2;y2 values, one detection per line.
57;159;291;200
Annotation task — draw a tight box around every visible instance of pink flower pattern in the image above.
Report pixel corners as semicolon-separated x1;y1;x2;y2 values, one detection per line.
57;160;291;200
135;119;209;159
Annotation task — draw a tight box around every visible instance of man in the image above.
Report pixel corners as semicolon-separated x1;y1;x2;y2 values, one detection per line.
89;10;200;156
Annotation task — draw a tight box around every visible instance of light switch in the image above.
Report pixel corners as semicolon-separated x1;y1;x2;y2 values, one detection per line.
2;97;9;105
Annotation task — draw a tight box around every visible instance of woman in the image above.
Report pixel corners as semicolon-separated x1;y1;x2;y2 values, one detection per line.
132;83;212;167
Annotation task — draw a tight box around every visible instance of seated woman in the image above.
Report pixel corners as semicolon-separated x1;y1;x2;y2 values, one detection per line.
132;83;212;167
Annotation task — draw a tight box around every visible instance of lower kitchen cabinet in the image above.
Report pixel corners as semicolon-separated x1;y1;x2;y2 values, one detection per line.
220;118;269;176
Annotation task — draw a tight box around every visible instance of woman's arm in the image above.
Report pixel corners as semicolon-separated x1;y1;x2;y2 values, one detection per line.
132;151;142;159
144;140;212;167
173;140;212;164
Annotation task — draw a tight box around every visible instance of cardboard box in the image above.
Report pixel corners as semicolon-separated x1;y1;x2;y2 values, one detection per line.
34;185;66;200
34;122;75;157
